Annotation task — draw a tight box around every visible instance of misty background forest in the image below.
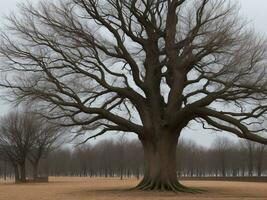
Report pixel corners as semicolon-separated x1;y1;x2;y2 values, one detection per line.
0;136;266;180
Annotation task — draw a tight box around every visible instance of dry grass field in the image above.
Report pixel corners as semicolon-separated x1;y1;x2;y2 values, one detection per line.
0;177;267;200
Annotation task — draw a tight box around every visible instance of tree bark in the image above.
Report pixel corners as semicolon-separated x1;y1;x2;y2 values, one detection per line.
136;131;201;193
19;163;26;182
256;159;263;177
257;166;262;177
4;161;7;181
13;165;20;183
32;162;39;180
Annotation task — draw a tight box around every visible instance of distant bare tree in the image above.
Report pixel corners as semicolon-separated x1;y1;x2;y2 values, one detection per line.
0;110;37;182
0;109;63;182
73;145;90;177
240;139;266;176
227;146;242;177
254;143;266;176
0;0;267;191
0;160;13;180
118;134;127;180
241;140;255;176
212;137;232;177
27;117;63;180
126;141;143;179
48;148;72;176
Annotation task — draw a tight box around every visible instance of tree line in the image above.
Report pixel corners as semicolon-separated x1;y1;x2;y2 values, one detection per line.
1;136;266;180
48;137;267;178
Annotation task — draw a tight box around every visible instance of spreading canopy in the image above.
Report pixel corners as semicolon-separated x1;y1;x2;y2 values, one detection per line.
0;0;266;143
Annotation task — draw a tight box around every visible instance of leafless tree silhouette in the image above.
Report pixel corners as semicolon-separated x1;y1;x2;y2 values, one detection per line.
240;139;266;177
0;110;38;182
0;0;266;191
0;109;63;182
28;117;63;180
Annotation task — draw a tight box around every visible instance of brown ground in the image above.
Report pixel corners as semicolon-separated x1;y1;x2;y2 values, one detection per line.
0;177;267;200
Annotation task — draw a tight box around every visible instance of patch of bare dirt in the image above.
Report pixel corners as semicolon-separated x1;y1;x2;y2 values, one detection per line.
0;177;267;200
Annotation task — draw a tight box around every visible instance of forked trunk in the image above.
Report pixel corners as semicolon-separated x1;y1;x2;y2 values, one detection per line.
136;131;201;193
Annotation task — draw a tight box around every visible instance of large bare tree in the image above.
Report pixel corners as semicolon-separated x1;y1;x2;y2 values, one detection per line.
0;0;267;191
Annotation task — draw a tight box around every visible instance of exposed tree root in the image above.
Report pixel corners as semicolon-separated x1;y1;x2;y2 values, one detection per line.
134;178;204;193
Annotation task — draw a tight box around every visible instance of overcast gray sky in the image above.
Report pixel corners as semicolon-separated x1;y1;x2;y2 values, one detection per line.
1;0;267;31
0;0;266;147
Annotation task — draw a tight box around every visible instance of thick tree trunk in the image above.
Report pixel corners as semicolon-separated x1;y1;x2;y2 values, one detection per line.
29;157;41;180
4;161;7;181
120;168;123;180
257;163;262;177
257;168;262;177
32;162;39;180
19;163;26;182
136;131;201;193
256;154;264;177
13;165;20;183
